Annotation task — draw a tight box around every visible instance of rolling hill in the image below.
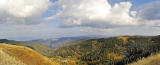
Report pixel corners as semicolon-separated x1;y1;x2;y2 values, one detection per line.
53;36;160;65
27;36;89;50
0;39;54;57
0;43;59;65
0;48;26;65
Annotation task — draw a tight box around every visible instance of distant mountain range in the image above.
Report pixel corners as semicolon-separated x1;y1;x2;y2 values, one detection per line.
26;36;103;50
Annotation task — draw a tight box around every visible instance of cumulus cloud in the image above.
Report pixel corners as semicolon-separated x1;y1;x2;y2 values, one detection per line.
137;1;160;26
0;0;51;24
47;0;138;28
138;2;160;20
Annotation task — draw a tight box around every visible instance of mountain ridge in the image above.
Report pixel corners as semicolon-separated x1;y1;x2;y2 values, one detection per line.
52;36;160;65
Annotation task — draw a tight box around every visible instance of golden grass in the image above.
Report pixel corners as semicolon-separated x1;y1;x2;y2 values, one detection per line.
117;36;129;44
128;53;160;65
107;52;125;61
0;43;59;65
51;56;81;65
0;49;26;65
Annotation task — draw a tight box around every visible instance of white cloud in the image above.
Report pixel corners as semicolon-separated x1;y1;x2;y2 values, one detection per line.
47;0;138;28
130;11;137;17
0;0;51;24
138;2;160;20
1;0;160;41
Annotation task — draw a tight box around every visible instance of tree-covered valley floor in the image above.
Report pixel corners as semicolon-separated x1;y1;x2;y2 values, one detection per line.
1;35;160;65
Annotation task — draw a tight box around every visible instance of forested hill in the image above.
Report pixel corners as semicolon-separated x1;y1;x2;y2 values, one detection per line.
53;36;160;65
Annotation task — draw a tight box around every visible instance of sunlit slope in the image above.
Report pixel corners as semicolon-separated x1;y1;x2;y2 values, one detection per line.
0;49;26;65
0;44;59;65
129;53;160;65
0;39;54;57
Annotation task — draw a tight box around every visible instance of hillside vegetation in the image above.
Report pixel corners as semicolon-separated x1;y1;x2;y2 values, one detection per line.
53;36;160;65
1;36;160;65
0;43;59;65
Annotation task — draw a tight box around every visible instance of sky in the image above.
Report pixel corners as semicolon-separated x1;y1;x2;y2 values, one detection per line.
0;0;160;41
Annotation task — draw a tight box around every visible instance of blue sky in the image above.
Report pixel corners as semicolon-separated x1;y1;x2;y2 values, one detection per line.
0;0;160;41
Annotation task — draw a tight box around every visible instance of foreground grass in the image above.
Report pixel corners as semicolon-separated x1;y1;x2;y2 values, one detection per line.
0;43;59;65
0;49;26;65
129;53;160;65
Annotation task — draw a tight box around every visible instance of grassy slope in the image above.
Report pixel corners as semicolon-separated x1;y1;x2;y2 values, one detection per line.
2;41;54;57
0;49;26;65
0;43;59;65
129;53;160;65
